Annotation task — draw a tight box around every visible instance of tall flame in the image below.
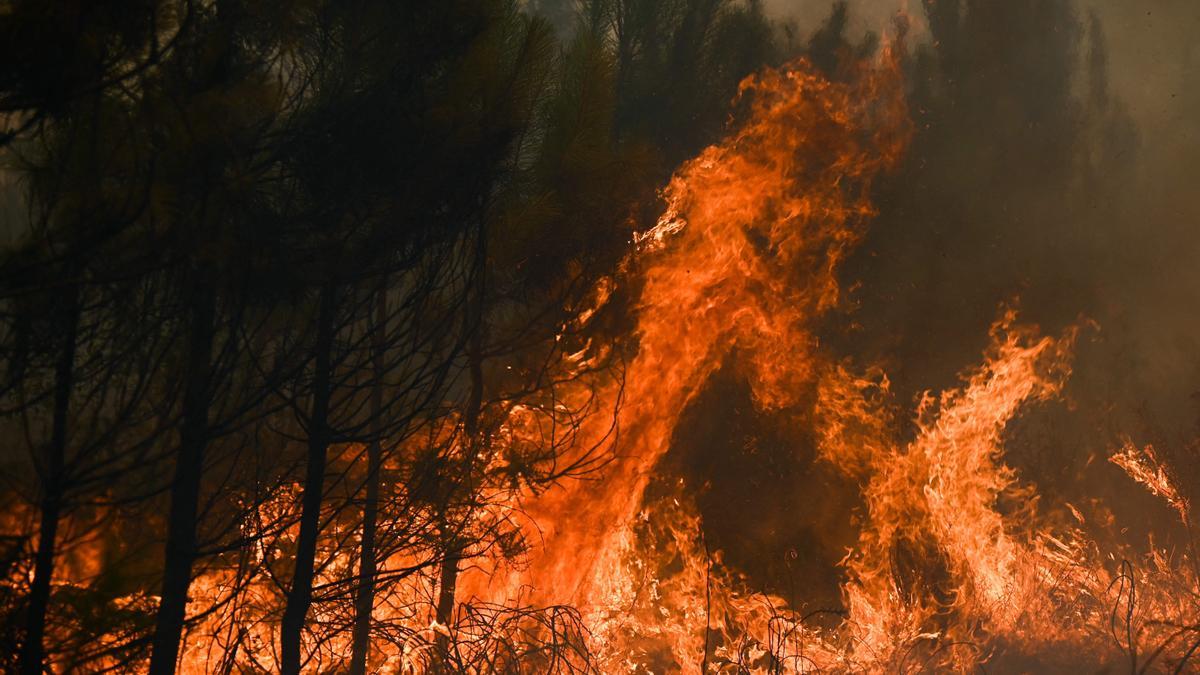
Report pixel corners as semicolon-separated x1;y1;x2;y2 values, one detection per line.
469;51;912;670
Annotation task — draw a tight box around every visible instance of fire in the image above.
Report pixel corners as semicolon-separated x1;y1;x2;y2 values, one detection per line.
466;43;1200;674
1111;438;1189;524
484;45;910;614
831;313;1084;667
20;30;1200;675
469;49;916;671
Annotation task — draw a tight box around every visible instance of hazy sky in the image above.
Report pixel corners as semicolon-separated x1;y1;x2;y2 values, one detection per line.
769;0;1200;150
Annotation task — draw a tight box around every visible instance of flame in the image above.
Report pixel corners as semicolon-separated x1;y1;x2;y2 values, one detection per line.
475;50;915;670
1111;438;1189;524
832;313;1084;667
529;46;906;583
473;46;1200;673
20;35;1200;675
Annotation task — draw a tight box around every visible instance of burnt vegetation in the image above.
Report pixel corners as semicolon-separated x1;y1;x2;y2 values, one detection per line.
0;0;1196;673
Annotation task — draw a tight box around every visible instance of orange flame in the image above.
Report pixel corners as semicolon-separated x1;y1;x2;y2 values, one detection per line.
468;50;912;671
1111;439;1189;524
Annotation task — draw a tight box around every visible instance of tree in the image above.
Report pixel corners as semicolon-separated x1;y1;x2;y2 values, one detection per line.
144;3;302;670
0;6;178;669
265;2;559;670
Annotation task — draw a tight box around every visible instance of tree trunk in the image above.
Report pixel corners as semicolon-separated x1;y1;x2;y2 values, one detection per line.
349;287;386;675
149;271;216;675
433;236;486;671
280;282;336;675
433;542;460;665
18;283;79;675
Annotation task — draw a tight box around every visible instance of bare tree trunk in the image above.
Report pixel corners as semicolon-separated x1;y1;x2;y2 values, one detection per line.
349;287;386;675
280;282;336;675
434;231;486;671
18;283;79;675
433;537;461;664
149;271;216;675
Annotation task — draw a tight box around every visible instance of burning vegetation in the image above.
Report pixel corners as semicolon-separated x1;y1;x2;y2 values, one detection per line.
1;0;1199;673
